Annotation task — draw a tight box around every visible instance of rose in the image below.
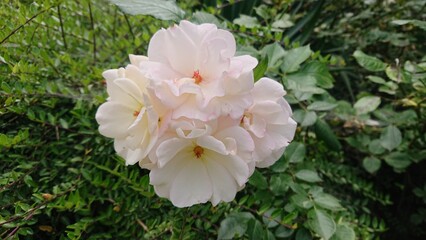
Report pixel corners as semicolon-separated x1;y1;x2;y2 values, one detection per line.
96;21;297;207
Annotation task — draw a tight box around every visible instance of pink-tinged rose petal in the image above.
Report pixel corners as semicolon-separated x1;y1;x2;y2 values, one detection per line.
150;151;189;198
215;126;255;153
248;115;267;138
169;158;212;207
256;146;286;168
113;78;144;103
114;139;148;166
172;97;212;121
197;136;227;155
204;159;238;206
242;77;297;167
252;77;286;101
156;138;189;168
210;154;249;187
96;101;138;138
227;55;258;79
129;54;148;67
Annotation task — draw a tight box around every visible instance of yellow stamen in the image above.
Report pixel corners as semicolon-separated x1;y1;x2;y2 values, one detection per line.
192;70;203;84
193;146;204;158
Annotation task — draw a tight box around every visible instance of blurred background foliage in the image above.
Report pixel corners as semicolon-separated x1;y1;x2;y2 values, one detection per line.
0;0;425;239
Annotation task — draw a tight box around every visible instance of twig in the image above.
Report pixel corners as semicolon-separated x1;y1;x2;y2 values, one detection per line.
240;205;296;229
0;182;79;228
123;13;135;40
217;0;245;9
0;7;53;45
32;19;93;43
0;165;38;192
57;4;67;49
5;226;20;239
88;1;97;63
136;218;149;232
178;208;189;240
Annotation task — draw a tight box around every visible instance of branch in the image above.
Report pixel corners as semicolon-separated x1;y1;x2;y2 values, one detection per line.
0;7;53;45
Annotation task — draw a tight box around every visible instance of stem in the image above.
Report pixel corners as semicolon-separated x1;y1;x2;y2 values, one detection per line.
124;13;135;40
88;1;97;63
0;7;52;45
57;4;67;49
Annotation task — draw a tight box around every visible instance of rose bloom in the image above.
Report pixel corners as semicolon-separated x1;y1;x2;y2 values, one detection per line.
137;20;257;121
144;118;254;207
242;78;297;168
95;21;297;207
95;55;169;165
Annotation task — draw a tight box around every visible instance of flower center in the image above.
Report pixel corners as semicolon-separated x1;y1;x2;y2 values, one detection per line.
240;112;252;124
193;145;204;159
192;70;203;84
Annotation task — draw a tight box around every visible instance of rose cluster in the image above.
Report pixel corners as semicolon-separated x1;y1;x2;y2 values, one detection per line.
96;21;297;207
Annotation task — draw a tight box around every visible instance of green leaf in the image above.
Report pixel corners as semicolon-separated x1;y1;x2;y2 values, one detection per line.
363;156;381;174
307;209;336;240
295;228;312;240
293;110;317;127
286;76;325;101
253;57;268;81
270;174;292;195
109;0;185;21
237;45;260;57
1;81;12;93
254;5;270;20
313;193;342;210
192;11;221;26
275;225;294;238
307;101;338;111
247;219;264;240
392;19;426;31
291;194;313;209
0;55;7;64
265;230;276;240
299;61;334;89
384;152;411;169
262;209;281;228
59;118;69;129
314;119;342;151
368;139;386;154
367;75;386;84
233;15;260;28
330;224;356;240
271;157;289;172
217;212;254;239
249;170;268;189
353;50;387;72
295;170;322;183
262;42;285;69
354;96;381;115
285;142;306;163
272;15;294;29
281;45;312;73
380;125;402;151
379;81;398;95
385;66;399;82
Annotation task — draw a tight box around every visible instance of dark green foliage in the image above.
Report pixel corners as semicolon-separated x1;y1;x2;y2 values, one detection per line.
1;0;425;239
